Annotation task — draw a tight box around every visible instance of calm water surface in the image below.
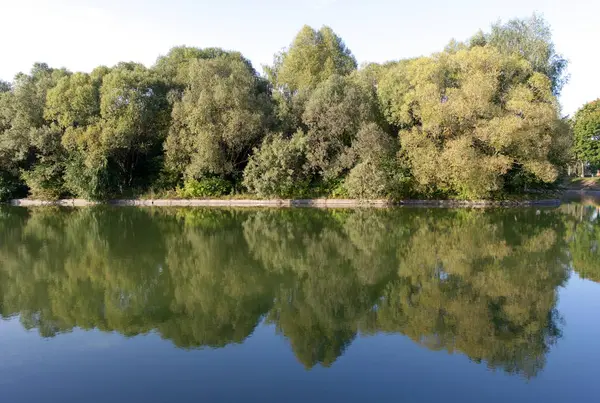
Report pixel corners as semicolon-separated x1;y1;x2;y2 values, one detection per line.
1;203;599;402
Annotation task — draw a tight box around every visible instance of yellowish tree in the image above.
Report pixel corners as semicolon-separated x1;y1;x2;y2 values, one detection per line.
379;46;570;198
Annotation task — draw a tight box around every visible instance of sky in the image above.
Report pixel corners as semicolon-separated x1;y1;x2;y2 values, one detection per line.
1;0;598;115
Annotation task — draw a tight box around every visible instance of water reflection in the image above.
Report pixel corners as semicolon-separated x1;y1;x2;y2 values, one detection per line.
0;204;597;378
562;201;600;283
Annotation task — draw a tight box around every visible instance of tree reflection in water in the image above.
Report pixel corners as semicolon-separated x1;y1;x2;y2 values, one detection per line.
0;204;591;378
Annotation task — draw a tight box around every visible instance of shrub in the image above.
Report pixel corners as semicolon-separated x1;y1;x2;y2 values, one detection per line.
180;177;233;198
63;154;113;200
342;123;409;200
0;171;22;201
21;163;66;200
344;160;410;200
243;131;309;198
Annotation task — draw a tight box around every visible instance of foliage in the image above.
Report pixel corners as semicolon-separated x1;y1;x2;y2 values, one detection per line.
0;80;10;93
266;25;357;95
302;74;383;180
486;14;568;96
180;177;233;198
265;25;357;137
154;46;249;87
21;158;66;200
0;16;575;201
0;171;22;201
58;63;171;199
343;123;408;199
572;99;600;166
243;131;309;197
165;55;273;181
0;63;69;199
379;46;569;198
62;152;112;200
45;72;101;128
458;14;568;96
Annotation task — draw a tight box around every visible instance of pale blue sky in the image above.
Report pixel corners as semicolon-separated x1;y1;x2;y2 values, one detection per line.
2;0;598;115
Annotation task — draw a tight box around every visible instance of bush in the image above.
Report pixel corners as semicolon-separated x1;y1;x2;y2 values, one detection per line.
180;177;233;198
0;171;22;201
63;155;113;200
342;123;410;200
344;160;409;200
21;163;66;200
243;131;309;198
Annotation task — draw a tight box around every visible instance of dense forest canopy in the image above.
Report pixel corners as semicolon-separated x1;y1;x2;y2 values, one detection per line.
0;14;582;201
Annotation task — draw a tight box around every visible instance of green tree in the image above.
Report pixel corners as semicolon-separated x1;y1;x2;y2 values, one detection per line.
266;25;357;135
267;25;356;95
165;55;272;184
572;99;600;171
0;87;21;199
486;14;568;96
242;130;309;197
379;47;569;198
0;18;577;201
302;74;381;180
44;71;104;198
0;63;70;199
154;46;251;87
377;58;417;131
45;72;101;129
343;123;407;199
60;63;170;199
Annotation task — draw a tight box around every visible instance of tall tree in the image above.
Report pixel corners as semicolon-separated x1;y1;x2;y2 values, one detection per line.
154;46;252;87
477;14;568;96
58;63;170;199
243;130;309;197
165;55;272;183
267;25;356;94
302;74;382;180
378;46;570;198
266;25;357;134
45;71;102;129
0;87;20;200
343;123;405;199
572;99;600;172
0;63;70;199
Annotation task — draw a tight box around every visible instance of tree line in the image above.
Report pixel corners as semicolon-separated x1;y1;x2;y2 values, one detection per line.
0;14;576;201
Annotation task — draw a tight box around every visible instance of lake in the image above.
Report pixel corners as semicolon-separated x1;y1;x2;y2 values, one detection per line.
1;203;599;403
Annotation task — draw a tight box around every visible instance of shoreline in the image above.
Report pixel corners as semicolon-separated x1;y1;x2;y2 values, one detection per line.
7;197;563;208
